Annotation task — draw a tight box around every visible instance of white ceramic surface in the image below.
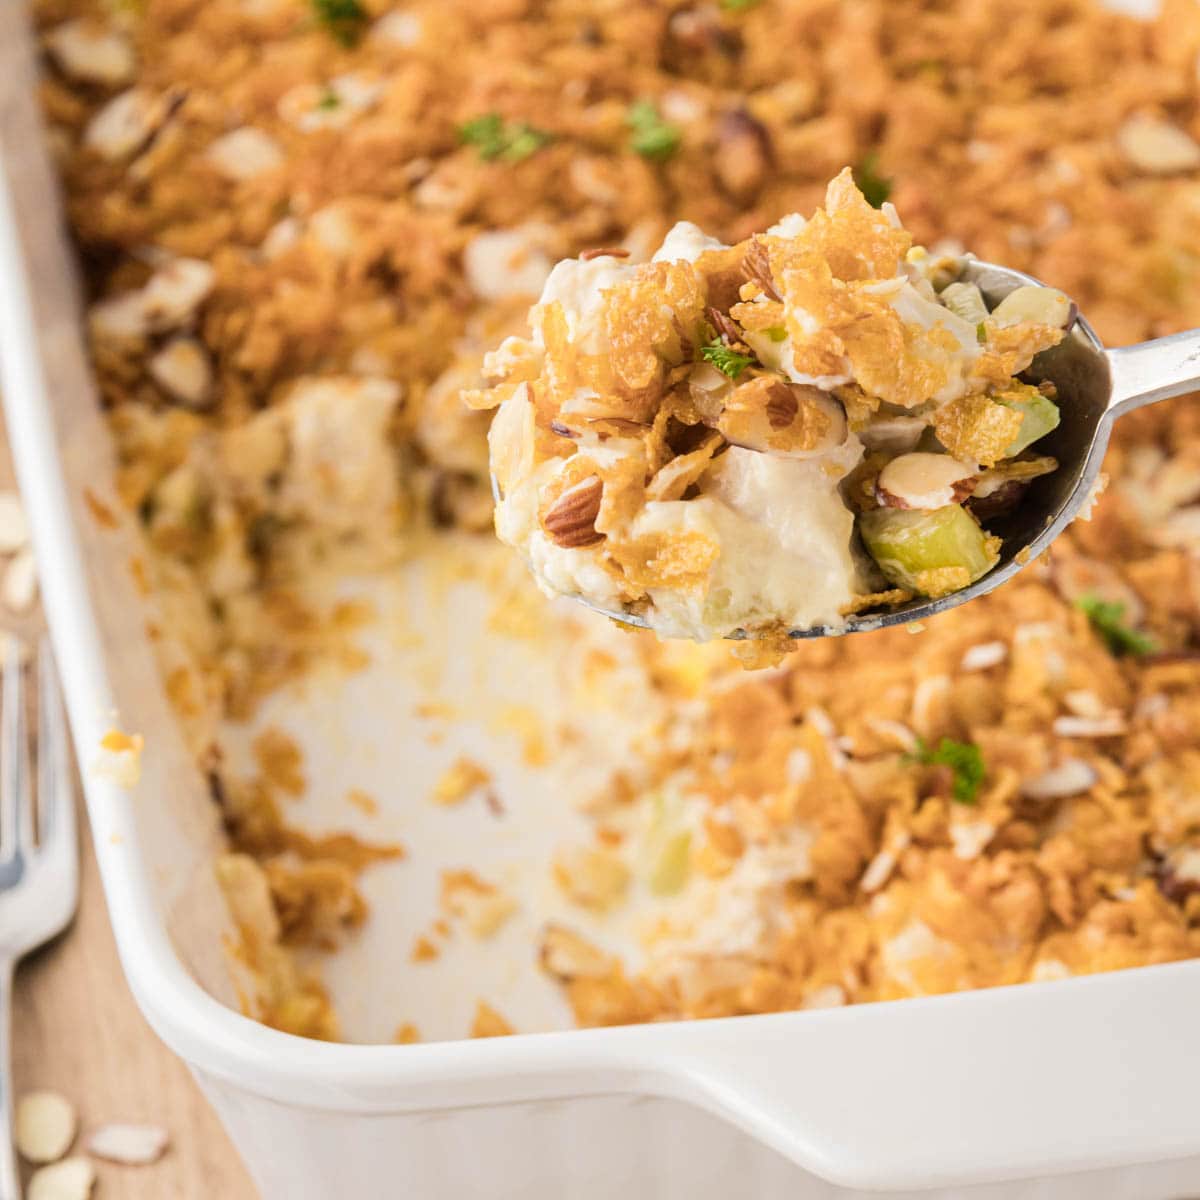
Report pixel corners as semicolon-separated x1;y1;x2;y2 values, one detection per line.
3;0;1200;1196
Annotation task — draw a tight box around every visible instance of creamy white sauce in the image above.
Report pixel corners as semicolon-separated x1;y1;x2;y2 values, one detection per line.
537;255;634;348
887;281;982;403
651;220;728;264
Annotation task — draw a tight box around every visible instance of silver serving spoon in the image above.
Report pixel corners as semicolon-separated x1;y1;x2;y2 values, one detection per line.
503;259;1200;639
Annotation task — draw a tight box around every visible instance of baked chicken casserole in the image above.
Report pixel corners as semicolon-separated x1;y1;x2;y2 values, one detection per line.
31;0;1200;1039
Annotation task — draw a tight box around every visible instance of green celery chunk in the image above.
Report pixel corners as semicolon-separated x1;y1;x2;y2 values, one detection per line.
859;505;999;598
940;281;988;326
999;391;1060;456
648;831;692;896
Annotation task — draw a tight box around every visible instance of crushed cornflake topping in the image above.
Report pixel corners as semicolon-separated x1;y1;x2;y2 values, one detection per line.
440;869;518;938
432;757;493;806
38;0;1200;1043
252;727;306;797
470;1000;515;1038
92;728;144;788
553;845;631;912
346;787;379;816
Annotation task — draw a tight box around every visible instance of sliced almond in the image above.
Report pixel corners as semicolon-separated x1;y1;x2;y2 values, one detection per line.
876;452;976;510
989;285;1073;329
206;127;284;181
765;385;798;429
1022;759;1098;799
83;88;155;160
742;237;780;300
373;10;422;45
148;337;214;409
705;305;744;347
1052;714;1127;738
541;474;604;548
4;547;39;615
861;838;908;893
85;1122;170;1165
717;378;845;458
486;383;535;492
0;491;30;552
862;717;918;753
645;432;723;502
89;291;151;343
949;819;996;860
960;640;1007;672
858;415;926;455
140;258;215;331
1063;689;1106;719
801;984;847;1009
45;20;135;87
1117;114;1200;175
16;1091;77;1164
28;1157;95;1200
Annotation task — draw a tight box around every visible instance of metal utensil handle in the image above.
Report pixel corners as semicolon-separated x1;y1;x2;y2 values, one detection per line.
0;959;19;1200
1106;327;1200;417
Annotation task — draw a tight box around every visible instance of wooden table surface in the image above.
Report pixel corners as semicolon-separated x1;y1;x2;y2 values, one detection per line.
13;800;259;1199
2;424;258;1197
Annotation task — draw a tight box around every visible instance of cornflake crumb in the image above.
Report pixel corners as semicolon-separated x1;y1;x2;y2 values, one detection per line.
552;846;630;912
410;935;439;962
440;869;517;938
346;787;379;816
92;729;144;788
470;1001;515;1038
432;757;492;806
252;727;306;797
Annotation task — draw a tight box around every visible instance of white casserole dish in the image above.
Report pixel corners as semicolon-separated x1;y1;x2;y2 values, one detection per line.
4;2;1200;1196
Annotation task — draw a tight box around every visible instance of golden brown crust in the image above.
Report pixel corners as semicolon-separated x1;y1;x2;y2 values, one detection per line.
37;0;1200;1039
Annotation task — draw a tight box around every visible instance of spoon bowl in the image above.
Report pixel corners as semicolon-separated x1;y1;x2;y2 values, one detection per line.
497;259;1200;639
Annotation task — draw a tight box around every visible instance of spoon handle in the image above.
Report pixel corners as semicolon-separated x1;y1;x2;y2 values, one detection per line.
1105;327;1200;417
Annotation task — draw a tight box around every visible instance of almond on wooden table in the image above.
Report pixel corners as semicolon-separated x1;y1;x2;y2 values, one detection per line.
15;1090;76;1164
85;1122;171;1165
27;1157;95;1200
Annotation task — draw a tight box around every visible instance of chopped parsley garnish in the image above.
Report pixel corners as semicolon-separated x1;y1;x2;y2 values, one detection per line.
700;338;755;379
311;0;367;46
1076;594;1157;657
976;321;988;344
720;0;764;8
317;87;341;111
458;112;554;162
853;152;892;209
910;737;985;804
626;100;682;161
